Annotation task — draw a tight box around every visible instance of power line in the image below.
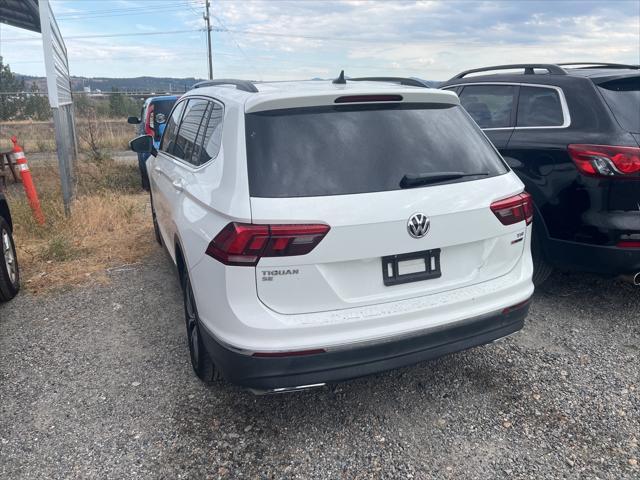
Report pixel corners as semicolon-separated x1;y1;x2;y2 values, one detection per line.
56;2;203;19
212;14;262;80
1;29;203;42
57;6;204;21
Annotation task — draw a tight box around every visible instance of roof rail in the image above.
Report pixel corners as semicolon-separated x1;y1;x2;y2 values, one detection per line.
450;64;567;80
349;77;431;88
557;62;640;70
192;79;258;93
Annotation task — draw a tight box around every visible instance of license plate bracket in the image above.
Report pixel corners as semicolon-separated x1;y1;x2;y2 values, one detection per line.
382;249;442;286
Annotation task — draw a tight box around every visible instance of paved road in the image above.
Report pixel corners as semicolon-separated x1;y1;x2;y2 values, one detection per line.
1;250;638;479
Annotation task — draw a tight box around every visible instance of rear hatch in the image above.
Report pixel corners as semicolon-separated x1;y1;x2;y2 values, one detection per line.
246;100;528;314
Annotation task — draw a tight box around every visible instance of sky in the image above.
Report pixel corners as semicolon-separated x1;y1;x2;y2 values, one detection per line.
0;0;639;81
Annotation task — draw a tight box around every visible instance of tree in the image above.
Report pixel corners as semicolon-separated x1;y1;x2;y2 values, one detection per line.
24;84;51;121
0;56;26;120
73;93;94;116
109;87;127;117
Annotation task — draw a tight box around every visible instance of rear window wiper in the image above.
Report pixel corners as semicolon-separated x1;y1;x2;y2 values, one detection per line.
400;171;489;189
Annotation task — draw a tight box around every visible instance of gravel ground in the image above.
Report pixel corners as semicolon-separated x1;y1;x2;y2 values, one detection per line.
1;252;638;479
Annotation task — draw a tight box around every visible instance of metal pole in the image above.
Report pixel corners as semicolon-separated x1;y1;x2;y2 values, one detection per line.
52;107;73;215
204;0;213;79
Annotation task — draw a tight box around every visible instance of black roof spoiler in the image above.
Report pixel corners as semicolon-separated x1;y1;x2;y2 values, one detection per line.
349;77;431;88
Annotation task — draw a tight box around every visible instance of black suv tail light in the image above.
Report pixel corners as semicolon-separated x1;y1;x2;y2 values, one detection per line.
568;144;640;177
206;222;330;266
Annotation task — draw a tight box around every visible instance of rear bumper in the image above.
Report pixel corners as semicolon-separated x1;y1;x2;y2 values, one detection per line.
545;238;640;275
200;301;529;390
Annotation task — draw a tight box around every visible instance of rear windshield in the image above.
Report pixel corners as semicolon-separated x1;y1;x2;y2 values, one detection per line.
152;99;177;116
245;103;508;198
597;77;640;133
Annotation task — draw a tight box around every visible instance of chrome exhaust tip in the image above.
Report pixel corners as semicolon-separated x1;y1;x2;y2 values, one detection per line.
249;383;326;395
620;272;640;286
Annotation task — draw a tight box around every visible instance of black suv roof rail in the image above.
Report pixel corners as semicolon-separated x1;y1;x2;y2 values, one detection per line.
557;62;640;70
192;79;258;93
451;64;567;80
349;77;431;88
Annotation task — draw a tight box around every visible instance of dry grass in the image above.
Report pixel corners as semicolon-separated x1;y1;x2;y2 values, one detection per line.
0;118;134;153
4;157;156;294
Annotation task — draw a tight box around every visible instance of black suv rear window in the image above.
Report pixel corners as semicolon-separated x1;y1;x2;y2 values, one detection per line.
598;76;640;133
245;103;508;198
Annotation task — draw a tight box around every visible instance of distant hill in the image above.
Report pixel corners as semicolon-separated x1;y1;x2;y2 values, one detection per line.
17;75;206;94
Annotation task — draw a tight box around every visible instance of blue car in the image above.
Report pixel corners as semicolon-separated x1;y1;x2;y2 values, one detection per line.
128;95;178;190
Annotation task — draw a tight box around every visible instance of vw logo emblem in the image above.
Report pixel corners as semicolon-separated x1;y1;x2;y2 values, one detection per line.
407;213;430;238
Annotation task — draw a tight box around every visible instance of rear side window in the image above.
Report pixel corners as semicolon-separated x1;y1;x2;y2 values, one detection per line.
598;77;640;133
172;99;209;162
245;103;508;198
161;100;186;154
458;85;516;128
517;86;564;127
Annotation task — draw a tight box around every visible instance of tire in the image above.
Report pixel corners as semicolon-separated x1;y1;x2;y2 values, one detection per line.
150;194;162;246
141;172;150;192
182;271;218;383
0;217;20;302
531;225;553;287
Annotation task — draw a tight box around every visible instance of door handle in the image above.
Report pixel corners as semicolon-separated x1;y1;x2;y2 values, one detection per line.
172;179;184;192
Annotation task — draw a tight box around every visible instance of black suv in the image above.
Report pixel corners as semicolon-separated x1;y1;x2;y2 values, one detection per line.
440;63;640;285
0;191;19;301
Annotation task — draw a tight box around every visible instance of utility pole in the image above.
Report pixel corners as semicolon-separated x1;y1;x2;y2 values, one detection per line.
204;0;213;79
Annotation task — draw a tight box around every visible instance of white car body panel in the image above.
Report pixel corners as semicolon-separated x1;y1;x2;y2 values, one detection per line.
251;173;526;314
189;237;532;351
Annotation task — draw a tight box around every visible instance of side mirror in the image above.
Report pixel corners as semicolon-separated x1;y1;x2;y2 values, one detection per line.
129;135;156;155
127;116;141;124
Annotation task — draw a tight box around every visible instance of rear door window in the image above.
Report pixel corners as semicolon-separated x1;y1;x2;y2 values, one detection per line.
192;102;224;166
245;103;508;198
160;100;186;155
516;86;564;127
172;99;209;162
458;85;516;128
597;76;640;133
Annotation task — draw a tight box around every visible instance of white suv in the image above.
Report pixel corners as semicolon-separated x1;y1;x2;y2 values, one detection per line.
130;75;534;393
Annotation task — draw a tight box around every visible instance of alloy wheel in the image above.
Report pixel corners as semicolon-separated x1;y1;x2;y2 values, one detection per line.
2;229;17;286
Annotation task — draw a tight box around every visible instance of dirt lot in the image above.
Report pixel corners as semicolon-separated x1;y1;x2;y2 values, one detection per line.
0;251;638;479
0;119;133;154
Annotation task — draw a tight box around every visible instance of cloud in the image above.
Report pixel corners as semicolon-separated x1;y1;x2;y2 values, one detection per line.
2;0;638;79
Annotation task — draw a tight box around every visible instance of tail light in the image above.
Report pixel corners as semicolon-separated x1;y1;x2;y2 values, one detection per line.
568;144;640;177
144;104;155;136
206;222;330;266
617;241;640;248
491;192;534;226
